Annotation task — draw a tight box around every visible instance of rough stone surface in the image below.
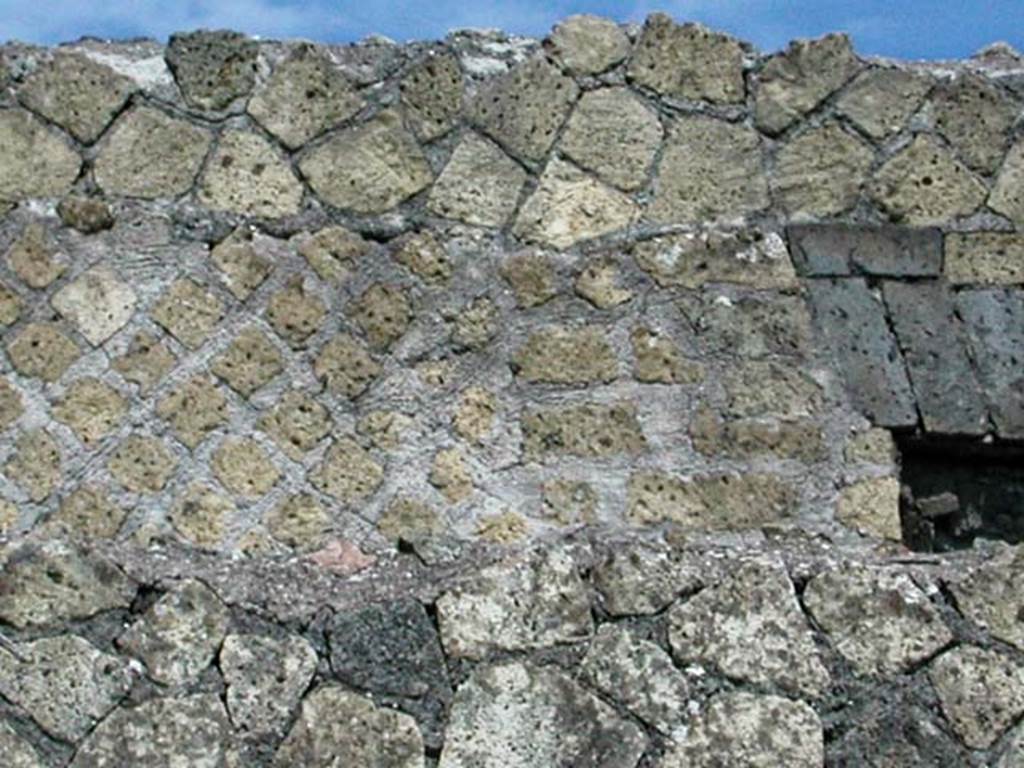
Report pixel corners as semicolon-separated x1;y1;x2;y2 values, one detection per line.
635;230;796;287
392;231;452;284
575;260;633;308
680;292;811;358
210;227;273;299
310;437;384;504
946;232;1024;285
0;721;43;768
593;541;702;616
211;327;283;396
169;484;233;548
212;437;280;498
0;280;22;325
264;493;330;551
49;485;126;541
199;130;303;218
258;390;331;459
400;51;463;141
296;225;369;283
314;333;381;397
990;138;1024;223
429;447;473;503
5;429;61;502
107;435;177;493
51;266;137;346
521;401;646;460
165;30;258;110
157;376;228;449
6;322;80;382
788;223;943;277
949;547;1024;651
428;133;526;227
266;277;326;347
512;325;618;384
931;73;1016;174
836;475;902;540
500;252;557;308
773;123;874;218
52;377;127;446
0;109;81;201
546;15;630;76
835;67;932;140
0;376;24;430
6;221;65;289
150;277;224;349
57;196;115;234
350;283;412;350
630;327;701;383
113;332;176;393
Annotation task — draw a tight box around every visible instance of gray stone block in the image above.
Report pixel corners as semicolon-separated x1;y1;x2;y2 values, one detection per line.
788;224;942;277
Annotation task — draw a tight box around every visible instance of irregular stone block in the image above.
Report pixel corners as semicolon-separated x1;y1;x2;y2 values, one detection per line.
258;390;331;460
150;277;224;349
264;494;330;552
357;409;412;451
546;15;630;76
787;223;943;277
6;221;65;288
755;33;862;135
212;437;280;498
931;73;1016;174
165;30;258;110
592;541;703;616
113;332;176;394
0;376;23;430
156;376;228;449
296;224;370;284
845;427;897;465
0;281;22;326
400;50;463;141
53;377;127;446
211;327;283;396
541;478;598;526
499;252;557;308
690;408;826;462
575;259;633;308
209;227;273;300
310;437;383;504
628;13;745;103
314;333;381;397
634;230;795;289
680;292;811;357
199;130;303;218
835;68;932;140
51;265;137;346
991;138;1024;224
476;511;528;543
107;434;177;493
378;496;443;542
169;483;233;548
6;322;79;382
57;195;114;233
454;387;496;443
0;721;42;768
4;429;60;502
836;475;902;540
512;325;618;384
648;115;768;224
392;231;452;284
723;360;822;419
450;296;498;351
883;280;988;434
427;133;527;227
300;110;432;214
521;401;646;460
468;55;578;162
349;283;411;350
439;661;646;768
0;109;81;201
266;277;326;348
945;232;1024;285
803;565;952;675
429;447;473;503
805;278;917;426
949;546;1024;650
49;485;126;541
630;327;702;384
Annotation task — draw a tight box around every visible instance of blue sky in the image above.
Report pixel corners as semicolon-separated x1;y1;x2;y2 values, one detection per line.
2;0;1023;60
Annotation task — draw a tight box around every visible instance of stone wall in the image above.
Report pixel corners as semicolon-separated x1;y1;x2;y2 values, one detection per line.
1;13;1024;766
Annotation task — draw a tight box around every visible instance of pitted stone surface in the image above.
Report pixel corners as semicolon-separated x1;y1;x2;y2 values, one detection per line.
835;67;932;140
296;224;369;283
0;109;81;201
314;333;381;397
157;376;228;449
257;390;331;459
0;722;42;768
500;252;557;308
400;51;463;141
931;73;1016;174
209;227;272;300
57;196;114;234
113;332;176;393
51;265;137;346
266;277;326;347
576;260;633;308
0;281;22;325
428;133;526;227
6;221;65;289
634;230;794;289
264;493;330;551
945;233;1024;285
150;277;224;349
6;322;80;381
107;435;177;493
393;231;452;284
165;30;258;110
835;475;902;541
949;546;1024;650
773;123;873;218
212;437;280;498
546;14;630;76
512;325;618;384
310;437;384;504
52;377;127;446
169;484;233;548
0;376;24;430
521;401;646;460
199;130;303;218
593;541;703;616
5;429;61;502
990;138;1024;224
350;283;412;350
631;327;702;384
680;292;811;358
50;485;126;540
211;327;283;396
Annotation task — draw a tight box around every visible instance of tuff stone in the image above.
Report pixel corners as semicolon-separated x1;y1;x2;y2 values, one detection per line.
630;327;702;384
299;110;432;213
265;494;330;552
723;360;822;419
169;483;234;548
427;133;527;227
258;390;331;459
52;377;127;446
199;130;303;218
0;109;81;201
834;68;933;140
50;485;127;540
990;138;1024;223
436;545;591;658
476;511;528;543
0;635;132;741
400;50;463;141
469;55;579;163
931;73;1016;174
212;437;280;498
575;260;633;308
558;87;663;191
106;434;178;493
156;376;228;449
6;221;65;288
314;333;381;397
211;327;283;396
929;646;1024;749
95;106;212;198
51;265;137;345
680;292;812;358
118;578;230;687
453;386;496;443
803;565;953;675
311;437;384;504
669;560;830;697
296;224;370;283
513;157;638;249
248;44;363;149
273;685;424;768
755;33;862;135
772;123;874;218
512;325;618;384
113;332;176;393
946;232;1024;285
648;116;768;224
521;401;646;460
0;721;42;768
0;376;23;430
870;134;987;225
4;429;60;502
592;541;702;616
949;545;1024;650
210;227;273;299
0;281;22;325
689;408;826;462
429;447;473;503
165;30;258;110
392;231;452;284
628;13;745;103
787;222;943;277
378;496;443;542
633;230;795;289
845;427;897;464
836;475;902;540
350;283;412;350
499;252;557;307
6;322;79;382
220;633;317;737
540;478;598;525
451;296;498;350
663;692;824;767
357;409;413;451
56;195;114;234
546;15;630;75
266;277;326;348
439;661;646;768
150;277;224;349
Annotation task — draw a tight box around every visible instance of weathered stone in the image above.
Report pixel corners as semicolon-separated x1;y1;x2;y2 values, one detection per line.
930;646;1024;749
845;428;897;464
296;224;370;283
265;277;326;348
946;232;1024;285
378;497;443;542
51;265;136;346
514;158;637;249
211;327;283;396
773;123;874;218
0;635;131;741
265;494;330;551
884;280;988;434
649;115;768;224
871;134;987;225
258;390;331;459
169;483;233;548
51;485;126;540
150;277;224;349
210;227;273;299
95;106;212;198
546;14;630;75
0;281;22;325
0;721;42;768
350;283;412;350
450;296;498;351
521;401;646;460
805;278;918;426
931;73;1016;174
559;87;663;191
476;511;528;543
274;685;424;768
113;332;175;393
0;540;134;628
756;33;862;135
633;230;796;289
314;333;381;397
199;130;303;218
4;429;60;502
6;322;79;382
300;111;432;213
0;376;24;431
221;633;317;737
157;376;228;449
212;437;279;498
56;197;113;235
437;545;591;658
392;231;452;284
991;139;1024;223
0;109;81;201
248;44;362;148
541;478;598;525
575;260;633;308
803;565;952;676
835;68;932;140
723;360;821;419
6;221;65;288
512;325;618;384
70;694;230;768
454;387;496;443
429;447;473;503
439;661;645;768
166;30;258;110
630;328;701;384
680;292;811;358
311;437;384;504
837;475;901;540
53;377;126;446
357;410;413;451
690;408;826;462
788;223;943;277
628;13;745;103
469;55;578;163
118;579;230;686
400;50;463;141
107;435;177;493
949;546;1024;650
663;692;823;768
626;470;798;529
428;133;527;227
593;541;702;616
500;252;557;307
1000;723;1024;768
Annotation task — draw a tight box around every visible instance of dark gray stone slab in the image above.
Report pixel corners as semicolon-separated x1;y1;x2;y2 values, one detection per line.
788;224;943;277
956;288;1024;439
883;281;989;435
805;278;918;427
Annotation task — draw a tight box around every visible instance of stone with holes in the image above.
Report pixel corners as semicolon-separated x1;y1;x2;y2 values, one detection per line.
52;266;137;346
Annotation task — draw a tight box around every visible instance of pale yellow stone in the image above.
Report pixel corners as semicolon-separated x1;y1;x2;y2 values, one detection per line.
199;130;303;218
212;438;280;499
836;476;902;540
429;448;473;503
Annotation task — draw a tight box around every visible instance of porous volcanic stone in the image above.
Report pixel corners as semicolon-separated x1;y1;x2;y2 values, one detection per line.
51;265;137;346
210;227;273;299
113;332;176;393
4;429;61;502
453;387;497;443
310;437;384;504
57;195;114;233
52;377;127;446
350;283;412;350
512;325;618;384
0;721;42;768
575;260;633;308
6;221;65;289
836;475;902;540
680;291;812;358
156;375;228;449
787;223;943;277
429;447;473;503
634;230;795;289
165;29;258;110
990;138;1024;224
593;541;703;616
949;546;1024;650
931;73;1016;174
0;376;23;430
266;277;326;347
427;133;527;227
0;109;81;201
6;322;79;382
521;401;646;460
400;50;463;141
546;15;630;75
835;68;932;140
169;483;234;548
107;434;177;493
51;485;126;541
314;333;381;397
773;123;874;218
630;328;702;384
392;230;452;284
296;224;370;283
212;437;280;498
258;390;331;459
264;494;330;551
199;130;303;217
500;251;557;308
211;327;283;396
150;277;224;349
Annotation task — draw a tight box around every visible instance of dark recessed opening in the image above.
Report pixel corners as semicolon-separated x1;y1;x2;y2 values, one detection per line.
897;432;1024;552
